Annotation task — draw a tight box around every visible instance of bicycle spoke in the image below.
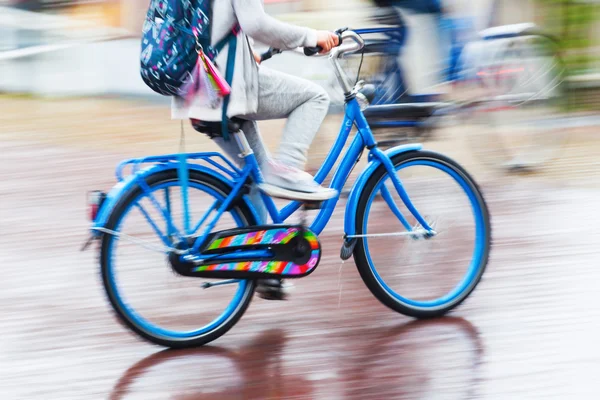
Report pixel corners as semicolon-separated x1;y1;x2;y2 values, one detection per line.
347;230;433;239
136;177;183;242
191;199;219;236
134;202;171;248
164;187;173;237
95;226;180;254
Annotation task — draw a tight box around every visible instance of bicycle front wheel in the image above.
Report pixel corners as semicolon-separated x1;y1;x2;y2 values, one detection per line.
353;151;491;318
100;169;257;348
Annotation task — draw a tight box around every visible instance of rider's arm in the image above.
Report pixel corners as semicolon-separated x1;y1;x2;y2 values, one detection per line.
233;0;317;50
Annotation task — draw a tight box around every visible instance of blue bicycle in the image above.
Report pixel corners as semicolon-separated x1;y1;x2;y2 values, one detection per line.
86;30;491;348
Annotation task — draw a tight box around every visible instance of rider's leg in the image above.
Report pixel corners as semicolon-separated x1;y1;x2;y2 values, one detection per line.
240;67;337;200
213;67;335;202
213;67;333;300
212;126;288;300
213;124;293;301
393;7;445;93
251;68;329;169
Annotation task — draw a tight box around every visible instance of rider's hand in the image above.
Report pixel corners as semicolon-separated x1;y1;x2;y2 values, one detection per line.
316;31;340;54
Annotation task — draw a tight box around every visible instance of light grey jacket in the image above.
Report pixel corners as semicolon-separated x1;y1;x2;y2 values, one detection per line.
172;0;318;121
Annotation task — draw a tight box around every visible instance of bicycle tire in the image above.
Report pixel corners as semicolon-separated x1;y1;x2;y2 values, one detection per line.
100;169;257;348
353;150;491;318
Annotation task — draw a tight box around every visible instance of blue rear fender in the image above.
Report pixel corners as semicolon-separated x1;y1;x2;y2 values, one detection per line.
91;163;260;235
344;143;422;237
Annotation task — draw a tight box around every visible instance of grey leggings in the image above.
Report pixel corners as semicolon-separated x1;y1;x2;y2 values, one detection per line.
213;66;330;222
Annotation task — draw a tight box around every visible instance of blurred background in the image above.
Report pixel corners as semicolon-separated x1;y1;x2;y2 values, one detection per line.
2;0;600;92
2;0;600;168
2;0;600;399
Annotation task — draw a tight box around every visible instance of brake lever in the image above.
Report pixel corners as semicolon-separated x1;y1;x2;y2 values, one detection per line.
336;27;349;43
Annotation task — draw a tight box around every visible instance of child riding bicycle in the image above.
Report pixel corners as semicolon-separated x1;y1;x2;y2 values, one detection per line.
171;0;341;299
173;0;340;204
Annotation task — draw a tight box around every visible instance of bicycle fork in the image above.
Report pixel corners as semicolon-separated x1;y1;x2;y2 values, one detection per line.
341;147;436;260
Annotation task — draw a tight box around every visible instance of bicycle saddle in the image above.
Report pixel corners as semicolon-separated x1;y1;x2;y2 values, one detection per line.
190;117;245;138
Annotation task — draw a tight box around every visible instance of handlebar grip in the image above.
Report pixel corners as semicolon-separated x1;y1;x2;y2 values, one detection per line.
260;48;273;62
260;51;272;62
304;46;322;57
260;48;281;63
304;30;345;56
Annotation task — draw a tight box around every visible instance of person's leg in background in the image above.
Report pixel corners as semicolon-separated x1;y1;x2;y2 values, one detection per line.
393;4;445;94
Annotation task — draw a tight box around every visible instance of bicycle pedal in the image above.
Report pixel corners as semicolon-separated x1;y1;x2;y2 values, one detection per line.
302;201;323;210
256;289;288;301
256;280;294;301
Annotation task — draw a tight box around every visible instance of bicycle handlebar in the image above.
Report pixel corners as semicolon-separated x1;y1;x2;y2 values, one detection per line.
260;28;351;62
259;28;365;94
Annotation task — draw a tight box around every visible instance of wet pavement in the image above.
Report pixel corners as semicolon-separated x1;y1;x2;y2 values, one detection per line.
1;96;600;399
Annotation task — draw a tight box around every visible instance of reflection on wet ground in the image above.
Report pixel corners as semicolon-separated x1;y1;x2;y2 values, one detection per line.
110;319;482;400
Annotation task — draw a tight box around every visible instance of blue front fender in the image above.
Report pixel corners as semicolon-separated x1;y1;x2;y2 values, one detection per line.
344;143;422;237
91;163;260;235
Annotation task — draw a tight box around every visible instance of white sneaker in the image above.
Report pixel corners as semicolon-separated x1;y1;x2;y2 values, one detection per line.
259;159;338;202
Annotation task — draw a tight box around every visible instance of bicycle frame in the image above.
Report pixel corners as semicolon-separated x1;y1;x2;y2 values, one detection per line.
91;31;436;262
179;97;434;257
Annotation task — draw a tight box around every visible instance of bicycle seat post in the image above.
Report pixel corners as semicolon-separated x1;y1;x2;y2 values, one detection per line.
232;130;252;158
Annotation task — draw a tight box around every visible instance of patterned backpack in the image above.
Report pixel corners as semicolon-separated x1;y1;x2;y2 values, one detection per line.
140;0;237;98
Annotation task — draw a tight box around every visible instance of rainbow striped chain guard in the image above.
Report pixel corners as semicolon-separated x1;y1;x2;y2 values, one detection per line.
170;225;322;280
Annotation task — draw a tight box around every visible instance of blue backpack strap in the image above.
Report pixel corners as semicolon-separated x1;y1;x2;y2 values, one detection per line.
220;36;237;141
214;25;240;141
214;25;237;54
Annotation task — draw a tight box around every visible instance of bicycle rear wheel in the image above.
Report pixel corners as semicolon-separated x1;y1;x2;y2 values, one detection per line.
100;169;257;348
353;150;491;318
